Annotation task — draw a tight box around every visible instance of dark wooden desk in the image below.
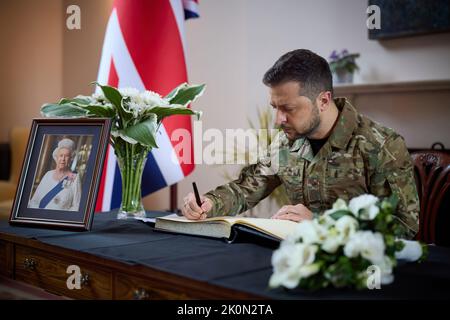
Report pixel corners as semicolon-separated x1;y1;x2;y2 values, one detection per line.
1;212;450;300
0;211;267;300
0;227;261;300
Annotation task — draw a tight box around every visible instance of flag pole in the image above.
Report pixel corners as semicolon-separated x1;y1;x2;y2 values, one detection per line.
170;184;178;213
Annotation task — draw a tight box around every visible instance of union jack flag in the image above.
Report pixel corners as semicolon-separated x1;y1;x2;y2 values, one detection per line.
95;0;200;212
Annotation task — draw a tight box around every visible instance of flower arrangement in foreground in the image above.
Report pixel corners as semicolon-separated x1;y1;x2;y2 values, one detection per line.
41;82;204;218
269;194;427;290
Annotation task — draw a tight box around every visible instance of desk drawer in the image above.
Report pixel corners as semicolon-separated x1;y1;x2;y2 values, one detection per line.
15;245;112;299
0;240;12;277
115;273;191;300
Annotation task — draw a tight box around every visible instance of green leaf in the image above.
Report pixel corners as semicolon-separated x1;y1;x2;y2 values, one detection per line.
394;239;406;252
147;106;202;122
41;103;88;118
83;105;116;118
165;83;205;107
92;82;122;108
121;115;158;148
92;82;131;127
329;210;353;220
418;243;429;263
59;97;92;106
164;83;186;101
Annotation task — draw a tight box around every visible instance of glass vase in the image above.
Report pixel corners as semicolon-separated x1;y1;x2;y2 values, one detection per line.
114;139;150;220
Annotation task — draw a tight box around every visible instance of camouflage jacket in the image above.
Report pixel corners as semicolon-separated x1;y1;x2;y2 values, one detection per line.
205;98;420;239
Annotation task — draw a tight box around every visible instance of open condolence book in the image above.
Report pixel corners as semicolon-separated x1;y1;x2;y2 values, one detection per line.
154;214;298;244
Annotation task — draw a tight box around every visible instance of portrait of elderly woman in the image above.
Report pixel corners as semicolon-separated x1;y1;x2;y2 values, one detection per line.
28;137;85;211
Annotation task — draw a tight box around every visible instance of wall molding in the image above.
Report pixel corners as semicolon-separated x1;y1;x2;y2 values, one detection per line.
334;79;450;96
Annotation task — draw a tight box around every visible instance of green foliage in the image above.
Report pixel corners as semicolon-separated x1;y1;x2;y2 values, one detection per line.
120;115;158;148
329;209;353;220
146;106;201;123
418;244;429;263
41;103;88;117
166;83;205;106
298;272;328;291
40;82;204;150
326;256;368;289
93;82;133;128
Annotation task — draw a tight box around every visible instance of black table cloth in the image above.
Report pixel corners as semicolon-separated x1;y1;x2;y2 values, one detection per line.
1;211;449;299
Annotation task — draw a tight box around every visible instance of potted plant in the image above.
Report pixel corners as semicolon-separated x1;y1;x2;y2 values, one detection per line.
328;49;360;84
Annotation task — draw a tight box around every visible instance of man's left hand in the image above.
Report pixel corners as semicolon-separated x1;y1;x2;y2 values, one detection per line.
271;204;313;222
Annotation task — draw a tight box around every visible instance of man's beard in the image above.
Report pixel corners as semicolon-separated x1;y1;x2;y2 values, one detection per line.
282;104;321;140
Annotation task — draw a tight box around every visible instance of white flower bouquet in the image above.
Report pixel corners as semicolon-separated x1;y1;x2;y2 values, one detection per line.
40;82;204;217
41;82;204;149
269;194;427;290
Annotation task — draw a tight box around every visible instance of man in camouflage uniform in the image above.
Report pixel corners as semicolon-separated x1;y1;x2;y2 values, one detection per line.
182;49;419;239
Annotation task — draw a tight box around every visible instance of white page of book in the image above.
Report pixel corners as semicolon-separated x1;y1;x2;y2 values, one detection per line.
158;214;298;240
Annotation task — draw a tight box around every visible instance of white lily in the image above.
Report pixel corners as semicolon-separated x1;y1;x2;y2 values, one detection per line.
287;220;328;245
269;242;320;289
320;216;358;253
324;198;349;216
379;255;395;285
321;229;341;254
395;239;423;262
344;231;385;265
335;215;359;244
348;194;380;220
317;214;336;228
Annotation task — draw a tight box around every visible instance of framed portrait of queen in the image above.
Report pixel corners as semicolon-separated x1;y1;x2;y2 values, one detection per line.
9;118;111;230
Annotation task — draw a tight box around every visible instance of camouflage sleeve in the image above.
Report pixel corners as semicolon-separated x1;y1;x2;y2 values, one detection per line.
204;161;281;218
368;134;420;239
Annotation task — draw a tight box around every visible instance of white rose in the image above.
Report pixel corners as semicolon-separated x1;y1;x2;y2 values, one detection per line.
379;255;394;285
317;214;336;228
287;220;327;245
298;263;321;279
321;229;340;254
395;240;423;262
269;244;296;288
364;255;394;287
269;243;320;289
320;216;358;254
348;194;380;220
335;215;359;244
344;231;385;265
324;198;349;216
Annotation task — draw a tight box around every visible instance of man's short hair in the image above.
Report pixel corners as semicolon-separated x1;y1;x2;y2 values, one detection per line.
262;49;333;100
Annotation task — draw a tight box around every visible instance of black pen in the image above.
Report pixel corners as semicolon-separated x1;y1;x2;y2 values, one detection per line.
192;182;202;207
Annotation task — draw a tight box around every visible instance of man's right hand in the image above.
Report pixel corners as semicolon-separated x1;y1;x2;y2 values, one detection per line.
181;192;213;220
